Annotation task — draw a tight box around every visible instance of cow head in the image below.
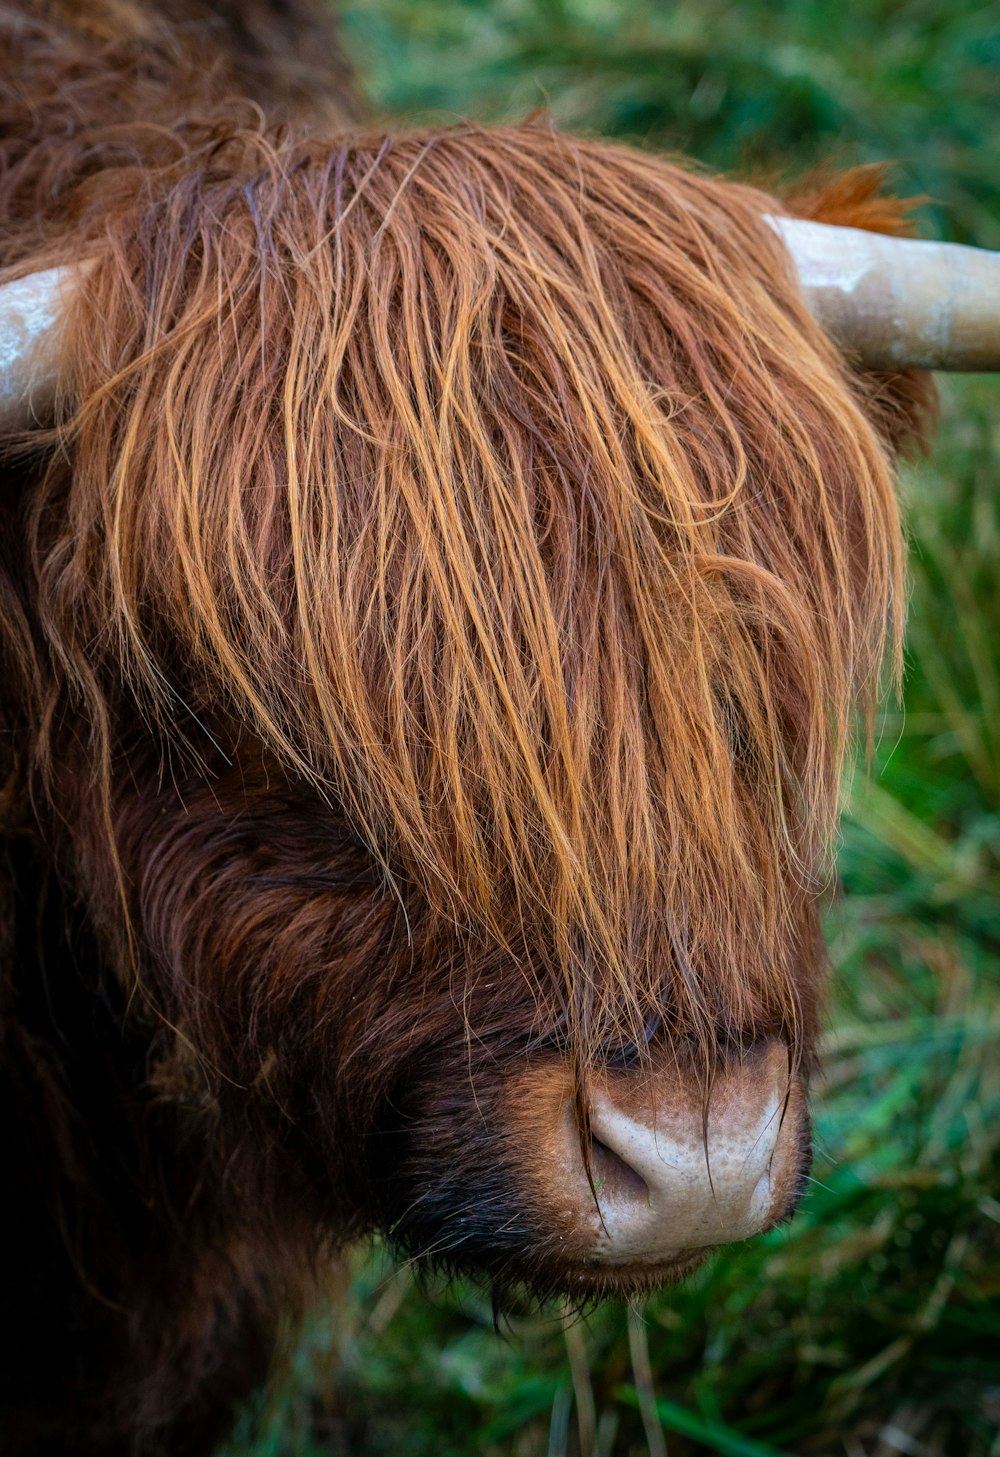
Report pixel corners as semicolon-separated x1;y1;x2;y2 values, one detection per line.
3;121;980;1305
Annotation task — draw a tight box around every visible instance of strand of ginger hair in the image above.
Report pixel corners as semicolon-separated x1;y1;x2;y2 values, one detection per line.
8;117;909;1065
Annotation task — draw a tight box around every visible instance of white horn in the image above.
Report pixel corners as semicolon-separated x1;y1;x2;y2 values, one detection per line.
4;223;997;425
0;266;77;431
767;215;1000;372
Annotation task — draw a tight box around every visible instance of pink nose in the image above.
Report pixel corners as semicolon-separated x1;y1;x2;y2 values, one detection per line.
508;1038;806;1278
586;1041;799;1262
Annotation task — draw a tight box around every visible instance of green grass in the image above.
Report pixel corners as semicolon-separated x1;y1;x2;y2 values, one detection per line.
341;0;1000;246
226;5;1000;1453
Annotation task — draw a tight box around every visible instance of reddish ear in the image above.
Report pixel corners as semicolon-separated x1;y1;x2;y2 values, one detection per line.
781;165;938;457
783;163;926;238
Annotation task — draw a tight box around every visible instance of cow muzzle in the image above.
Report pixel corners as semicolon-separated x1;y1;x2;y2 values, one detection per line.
508;1038;808;1283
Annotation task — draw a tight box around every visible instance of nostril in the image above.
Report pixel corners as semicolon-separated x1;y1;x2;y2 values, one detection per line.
502;1039;808;1278
570;1038;804;1263
589;1133;649;1206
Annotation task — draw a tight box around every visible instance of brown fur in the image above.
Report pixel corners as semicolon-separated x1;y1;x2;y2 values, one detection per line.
0;3;934;1452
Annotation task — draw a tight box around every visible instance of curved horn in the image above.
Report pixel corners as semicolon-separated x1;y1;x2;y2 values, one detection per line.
768;215;1000;372
4;224;997;425
0;266;77;431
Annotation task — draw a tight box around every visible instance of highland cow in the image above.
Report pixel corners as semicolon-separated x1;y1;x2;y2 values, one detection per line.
2;2;996;1454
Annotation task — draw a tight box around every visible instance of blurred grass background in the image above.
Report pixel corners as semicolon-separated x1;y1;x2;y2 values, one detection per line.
225;3;1000;1453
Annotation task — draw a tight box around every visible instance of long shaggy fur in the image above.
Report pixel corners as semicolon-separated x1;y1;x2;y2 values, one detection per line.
0;3;933;1452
